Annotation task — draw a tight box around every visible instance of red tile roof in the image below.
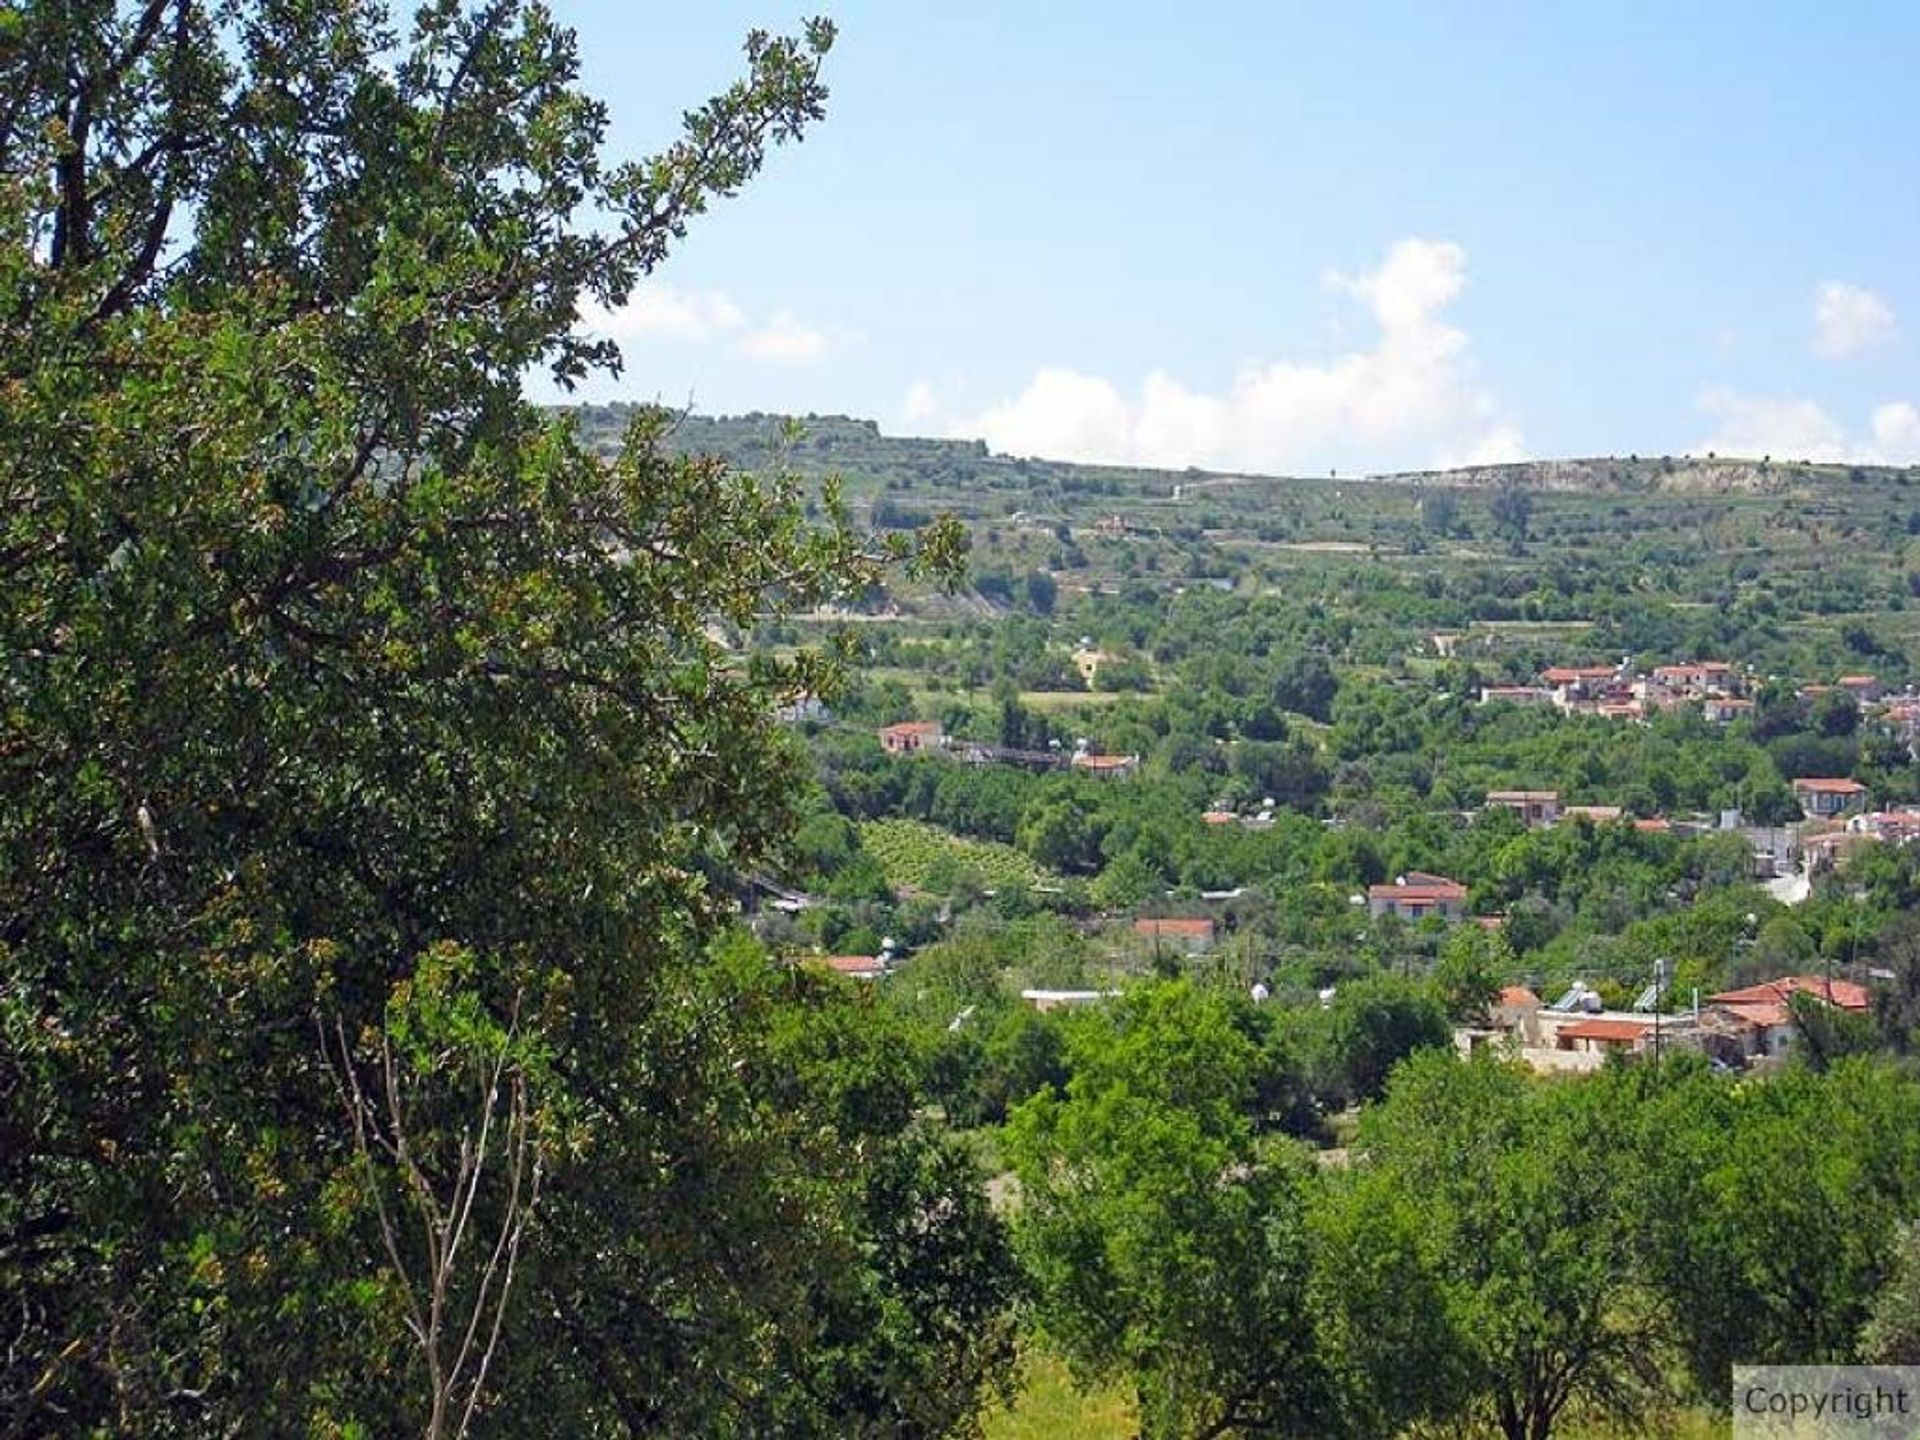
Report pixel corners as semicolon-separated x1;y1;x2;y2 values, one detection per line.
1558;1018;1651;1044
880;720;942;738
1792;778;1867;794
1711;976;1871;1012
812;954;888;979
1716;1001;1793;1030
1368;873;1468;902
1498;986;1540;1007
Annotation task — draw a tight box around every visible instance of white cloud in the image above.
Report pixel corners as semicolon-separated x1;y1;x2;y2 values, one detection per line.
581;285;745;345
1812;280;1896;360
1690;387;1920;464
902;379;939;422
1871;401;1920;458
738;311;828;365
578;285;829;365
944;238;1524;474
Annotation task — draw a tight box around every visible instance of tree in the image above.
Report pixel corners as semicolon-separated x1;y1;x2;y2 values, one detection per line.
0;5;1004;1434
1418;489;1460;537
1006;984;1341;1439
1489;484;1534;542
1862;1222;1920;1364
1344;1054;1669;1440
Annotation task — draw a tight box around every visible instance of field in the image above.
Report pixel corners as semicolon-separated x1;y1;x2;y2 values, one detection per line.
858;817;1054;893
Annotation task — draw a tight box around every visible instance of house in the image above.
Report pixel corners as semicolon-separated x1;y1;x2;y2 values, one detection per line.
1708;975;1872;1062
1492;985;1543;1041
1838;674;1884;703
1649;662;1740;697
1201;809;1239;825
1792;777;1868;819
879;720;945;756
1479;685;1555;707
1541;664;1619;692
1366;872;1468;923
1555;1016;1654;1056
1133;917;1215;953
1072;752;1140;780
1486;789;1561;827
1803;829;1877;873
1701;696;1755;724
775;692;830;725
810;954;889;981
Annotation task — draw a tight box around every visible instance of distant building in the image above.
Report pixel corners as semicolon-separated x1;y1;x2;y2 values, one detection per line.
1649;661;1741;697
1133;917;1216;953
879;720;945;756
1486;790;1562;827
1072;752;1140;781
1366;872;1468;923
1701;696;1755;724
1708;975;1872;1063
808;954;889;981
1792;777;1869;819
1021;988;1120;1013
1479;685;1555;707
1838;674;1884;703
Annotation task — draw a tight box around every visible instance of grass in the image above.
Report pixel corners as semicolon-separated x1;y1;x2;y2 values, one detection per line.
982;1352;1133;1440
978;1350;1729;1439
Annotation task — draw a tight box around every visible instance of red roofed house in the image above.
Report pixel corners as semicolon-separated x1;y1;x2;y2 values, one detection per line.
1072;752;1140;781
1793;777;1869;819
1492;985;1543;1042
1555;1016;1653;1056
879;720;945;756
811;954;889;981
1709;975;1872;1062
1838;674;1884;703
1134;916;1215;954
1367;872;1468;923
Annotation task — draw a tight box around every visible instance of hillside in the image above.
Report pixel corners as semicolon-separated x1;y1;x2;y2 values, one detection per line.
560;403;1914;501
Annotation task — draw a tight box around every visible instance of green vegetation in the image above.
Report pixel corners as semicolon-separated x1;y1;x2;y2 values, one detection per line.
0;7;1004;1437
860;817;1054;893
15;4;1920;1438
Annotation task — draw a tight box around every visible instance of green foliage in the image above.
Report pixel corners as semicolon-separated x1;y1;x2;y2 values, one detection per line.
0;5;1007;1434
1006;984;1339;1438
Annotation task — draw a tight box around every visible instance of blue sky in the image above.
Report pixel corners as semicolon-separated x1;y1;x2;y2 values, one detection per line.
544;2;1920;475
